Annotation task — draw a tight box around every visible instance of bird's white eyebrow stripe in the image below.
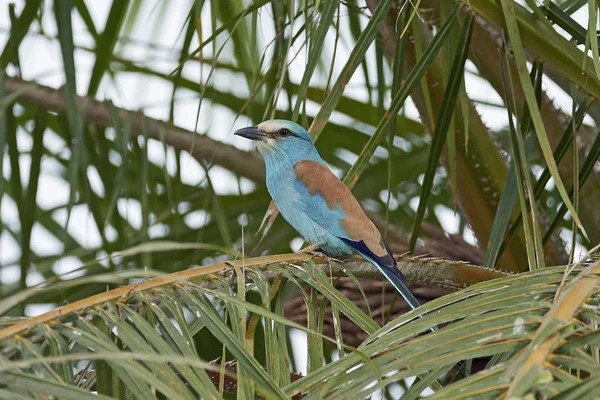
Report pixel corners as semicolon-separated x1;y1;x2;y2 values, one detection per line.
257;121;289;133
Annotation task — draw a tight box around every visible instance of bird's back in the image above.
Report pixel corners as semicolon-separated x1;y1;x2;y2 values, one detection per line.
294;160;396;267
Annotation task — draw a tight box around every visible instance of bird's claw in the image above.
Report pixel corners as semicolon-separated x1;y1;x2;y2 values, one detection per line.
299;243;331;260
299;243;324;255
299;244;344;264
307;251;328;260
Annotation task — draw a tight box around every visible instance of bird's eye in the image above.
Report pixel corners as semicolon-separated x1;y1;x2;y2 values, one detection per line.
279;128;292;136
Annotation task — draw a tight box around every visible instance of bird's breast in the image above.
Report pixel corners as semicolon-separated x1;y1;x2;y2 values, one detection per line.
265;168;327;242
265;168;301;216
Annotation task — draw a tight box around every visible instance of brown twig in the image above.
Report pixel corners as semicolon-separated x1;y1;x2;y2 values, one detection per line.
0;253;507;342
3;78;265;182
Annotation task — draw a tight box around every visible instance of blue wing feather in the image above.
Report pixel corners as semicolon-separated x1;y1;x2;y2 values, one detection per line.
339;237;421;310
339;237;397;271
292;178;348;239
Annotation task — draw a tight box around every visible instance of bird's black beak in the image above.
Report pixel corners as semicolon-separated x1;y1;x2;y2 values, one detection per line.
234;126;265;141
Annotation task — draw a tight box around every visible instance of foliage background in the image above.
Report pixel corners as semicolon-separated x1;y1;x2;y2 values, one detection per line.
0;0;600;398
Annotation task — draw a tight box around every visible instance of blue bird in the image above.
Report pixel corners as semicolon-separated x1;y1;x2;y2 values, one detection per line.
235;119;422;310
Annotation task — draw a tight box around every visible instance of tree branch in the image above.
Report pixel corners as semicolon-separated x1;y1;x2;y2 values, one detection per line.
3;78;266;182
0;252;507;341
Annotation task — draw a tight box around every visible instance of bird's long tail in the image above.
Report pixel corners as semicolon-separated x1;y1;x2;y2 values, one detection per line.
376;264;422;311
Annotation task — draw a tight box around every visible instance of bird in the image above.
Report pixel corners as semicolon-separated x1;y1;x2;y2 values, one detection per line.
234;119;422;311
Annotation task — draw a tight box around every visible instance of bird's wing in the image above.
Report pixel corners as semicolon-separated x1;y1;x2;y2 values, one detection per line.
294;160;395;268
294;160;423;310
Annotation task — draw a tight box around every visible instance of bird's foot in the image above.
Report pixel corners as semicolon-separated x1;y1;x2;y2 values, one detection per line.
299;244;344;264
299;243;334;261
299;242;325;255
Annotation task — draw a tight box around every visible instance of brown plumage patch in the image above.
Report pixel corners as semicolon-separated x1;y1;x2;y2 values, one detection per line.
295;160;389;258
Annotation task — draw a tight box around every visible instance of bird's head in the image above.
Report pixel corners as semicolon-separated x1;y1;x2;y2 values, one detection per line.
234;120;315;158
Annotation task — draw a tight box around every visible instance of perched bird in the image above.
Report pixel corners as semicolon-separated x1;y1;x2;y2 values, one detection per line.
235;119;421;310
